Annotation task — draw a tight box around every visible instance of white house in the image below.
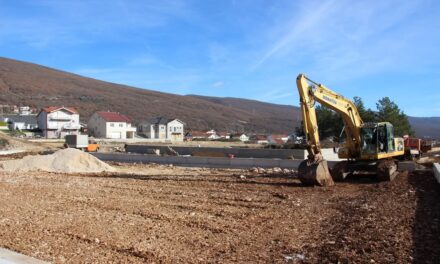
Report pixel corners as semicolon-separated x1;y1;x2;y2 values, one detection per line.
239;133;249;142
7;115;38;130
138;117;185;142
19;106;32;115
267;134;289;145
206;129;216;135
208;133;221;140
88;111;136;139
250;134;268;144
217;132;231;139
37;106;80;138
167;119;185;141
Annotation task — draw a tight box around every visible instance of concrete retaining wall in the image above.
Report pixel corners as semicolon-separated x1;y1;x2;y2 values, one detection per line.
93;153;338;170
434;163;440;184
125;144;307;159
321;148;343;161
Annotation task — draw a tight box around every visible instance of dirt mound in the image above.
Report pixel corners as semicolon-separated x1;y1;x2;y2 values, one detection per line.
0;148;115;173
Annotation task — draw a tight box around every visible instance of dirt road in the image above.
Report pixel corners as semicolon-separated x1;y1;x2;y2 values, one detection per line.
0;164;439;263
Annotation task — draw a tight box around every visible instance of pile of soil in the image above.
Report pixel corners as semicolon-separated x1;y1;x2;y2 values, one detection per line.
0;148;115;173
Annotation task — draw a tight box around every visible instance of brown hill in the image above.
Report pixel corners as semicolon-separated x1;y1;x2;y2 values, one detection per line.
408;117;440;139
0;57;438;138
0;57;300;133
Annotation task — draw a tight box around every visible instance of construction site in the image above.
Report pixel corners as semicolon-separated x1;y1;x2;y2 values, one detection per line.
0;127;439;263
0;0;439;262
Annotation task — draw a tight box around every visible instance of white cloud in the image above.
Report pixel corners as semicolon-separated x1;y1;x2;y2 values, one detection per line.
212;81;224;88
0;0;192;48
253;87;297;102
250;0;429;81
250;0;337;70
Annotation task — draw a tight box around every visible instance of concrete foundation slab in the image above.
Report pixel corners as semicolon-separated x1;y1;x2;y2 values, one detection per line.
93;153;340;170
125;144;307;159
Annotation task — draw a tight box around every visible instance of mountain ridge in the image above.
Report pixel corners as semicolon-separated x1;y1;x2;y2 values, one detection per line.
0;57;438;138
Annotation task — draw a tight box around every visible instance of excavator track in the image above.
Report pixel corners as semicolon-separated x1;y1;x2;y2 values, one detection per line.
298;159;335;187
331;161;350;181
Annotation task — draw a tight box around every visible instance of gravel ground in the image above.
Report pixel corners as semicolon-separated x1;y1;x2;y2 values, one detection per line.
0;163;438;263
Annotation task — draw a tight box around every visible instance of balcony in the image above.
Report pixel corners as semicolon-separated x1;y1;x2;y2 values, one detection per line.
63;123;81;130
49;117;74;121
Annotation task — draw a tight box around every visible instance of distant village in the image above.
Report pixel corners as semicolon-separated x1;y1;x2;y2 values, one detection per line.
0;105;301;145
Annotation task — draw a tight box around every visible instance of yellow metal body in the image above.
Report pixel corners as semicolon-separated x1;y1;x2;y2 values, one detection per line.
296;74;404;162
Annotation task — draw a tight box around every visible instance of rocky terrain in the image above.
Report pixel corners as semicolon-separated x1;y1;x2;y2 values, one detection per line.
0;162;438;263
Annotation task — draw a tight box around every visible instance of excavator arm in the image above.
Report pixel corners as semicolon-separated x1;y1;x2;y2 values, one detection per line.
296;74;364;186
297;74;364;160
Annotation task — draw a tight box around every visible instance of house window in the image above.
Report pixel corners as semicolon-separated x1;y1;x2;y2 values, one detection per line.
119;123;123;127
110;123;114;127
174;127;177;132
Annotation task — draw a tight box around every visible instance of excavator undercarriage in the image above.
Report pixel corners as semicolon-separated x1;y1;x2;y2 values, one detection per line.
331;159;399;182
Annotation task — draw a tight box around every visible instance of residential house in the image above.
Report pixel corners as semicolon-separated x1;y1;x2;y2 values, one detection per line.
231;133;249;142
167;119;185;141
88;111;136;139
7;115;38;130
216;132;231;139
18;106;32;115
208;132;221;140
267;134;289;145
138;117;185;141
206;129;216;135
250;134;268;144
184;131;207;141
239;133;249;142
37;106;80;138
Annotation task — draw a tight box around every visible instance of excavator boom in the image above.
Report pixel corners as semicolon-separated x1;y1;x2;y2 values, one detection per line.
297;74;364;159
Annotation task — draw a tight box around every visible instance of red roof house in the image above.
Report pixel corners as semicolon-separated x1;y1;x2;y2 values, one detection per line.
88;111;136;139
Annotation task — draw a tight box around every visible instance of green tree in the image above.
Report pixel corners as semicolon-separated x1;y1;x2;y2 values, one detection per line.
315;105;344;140
293;106;343;140
376;97;414;136
353;96;376;123
295;96;413;141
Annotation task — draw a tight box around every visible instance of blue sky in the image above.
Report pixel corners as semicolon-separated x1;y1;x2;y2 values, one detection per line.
0;0;439;117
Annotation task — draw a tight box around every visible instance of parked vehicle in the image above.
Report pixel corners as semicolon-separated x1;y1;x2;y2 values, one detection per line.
64;134;99;152
404;136;433;159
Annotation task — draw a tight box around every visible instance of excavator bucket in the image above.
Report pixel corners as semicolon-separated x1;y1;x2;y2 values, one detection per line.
298;159;335;186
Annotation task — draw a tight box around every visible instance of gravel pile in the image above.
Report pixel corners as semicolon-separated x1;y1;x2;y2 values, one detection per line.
0;148;115;173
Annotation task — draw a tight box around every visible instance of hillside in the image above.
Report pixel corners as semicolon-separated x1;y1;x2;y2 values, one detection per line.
0;57;437;137
0;57;300;133
408;117;440;139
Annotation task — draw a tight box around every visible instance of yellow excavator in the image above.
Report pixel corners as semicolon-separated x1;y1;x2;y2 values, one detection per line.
296;74;405;186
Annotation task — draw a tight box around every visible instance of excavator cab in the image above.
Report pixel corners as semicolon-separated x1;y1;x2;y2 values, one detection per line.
360;122;399;159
